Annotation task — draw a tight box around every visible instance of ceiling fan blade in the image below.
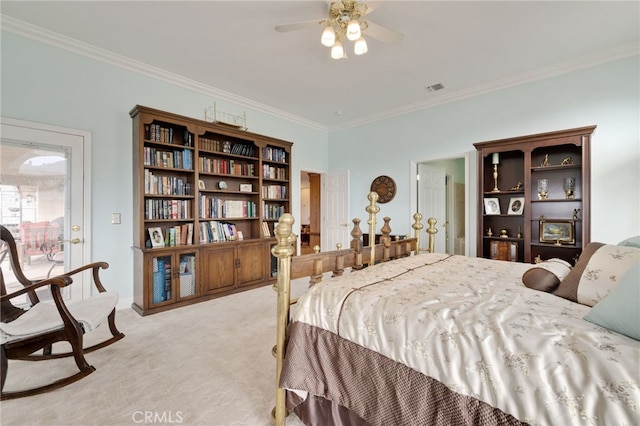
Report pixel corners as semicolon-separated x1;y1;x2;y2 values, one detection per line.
364;20;403;44
275;19;324;33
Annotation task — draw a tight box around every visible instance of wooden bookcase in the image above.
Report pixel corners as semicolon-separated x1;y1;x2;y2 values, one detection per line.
130;105;292;315
474;126;594;264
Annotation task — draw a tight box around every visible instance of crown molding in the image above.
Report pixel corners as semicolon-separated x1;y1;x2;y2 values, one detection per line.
3;15;637;135
330;41;640;132
1;15;328;133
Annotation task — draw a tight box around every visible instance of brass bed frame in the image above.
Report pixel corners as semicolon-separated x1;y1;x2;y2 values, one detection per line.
271;192;438;425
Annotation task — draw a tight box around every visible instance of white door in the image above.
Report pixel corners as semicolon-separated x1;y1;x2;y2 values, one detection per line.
321;170;350;251
0;117;91;304
418;164;446;253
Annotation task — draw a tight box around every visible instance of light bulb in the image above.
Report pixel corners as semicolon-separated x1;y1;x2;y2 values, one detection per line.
321;26;336;47
354;36;368;55
346;20;361;41
331;41;345;59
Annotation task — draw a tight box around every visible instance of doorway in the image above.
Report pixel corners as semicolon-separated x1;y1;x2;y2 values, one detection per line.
299;171;315;254
417;157;466;255
0;117;92;304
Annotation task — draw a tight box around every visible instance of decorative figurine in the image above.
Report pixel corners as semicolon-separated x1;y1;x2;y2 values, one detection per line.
541;154;549;167
500;229;508;238
511;182;523;191
534;255;542;264
517;226;522;239
561;157;573;165
573;209;581;220
487;227;493;237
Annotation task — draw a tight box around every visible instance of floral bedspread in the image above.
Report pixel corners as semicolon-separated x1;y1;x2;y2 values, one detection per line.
291;253;640;426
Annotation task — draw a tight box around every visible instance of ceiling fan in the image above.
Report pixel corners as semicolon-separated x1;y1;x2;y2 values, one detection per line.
275;0;403;59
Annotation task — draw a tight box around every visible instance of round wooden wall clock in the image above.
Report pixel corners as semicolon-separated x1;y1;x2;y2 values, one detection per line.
370;175;397;203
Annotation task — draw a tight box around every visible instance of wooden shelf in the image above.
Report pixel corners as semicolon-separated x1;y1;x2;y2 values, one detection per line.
130;105;292;315
474;126;594;264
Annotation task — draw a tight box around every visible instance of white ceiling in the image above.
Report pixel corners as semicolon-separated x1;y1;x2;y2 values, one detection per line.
2;1;639;131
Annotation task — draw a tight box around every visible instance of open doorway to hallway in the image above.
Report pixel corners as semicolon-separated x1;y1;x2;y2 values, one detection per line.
417;157;466;255
299;171;320;255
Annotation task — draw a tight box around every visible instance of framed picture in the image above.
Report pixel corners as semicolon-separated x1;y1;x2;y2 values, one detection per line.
198;180;205;190
239;183;253;192
484;198;500;215
508;197;524;215
148;227;165;248
540;220;575;244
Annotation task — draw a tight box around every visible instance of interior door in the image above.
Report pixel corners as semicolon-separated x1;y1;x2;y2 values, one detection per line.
321;170;350;251
418;164;446;253
0;117;90;303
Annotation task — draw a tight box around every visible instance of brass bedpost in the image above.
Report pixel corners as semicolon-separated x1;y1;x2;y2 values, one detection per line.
366;191;380;265
271;214;295;426
412;213;423;255
426;217;438;253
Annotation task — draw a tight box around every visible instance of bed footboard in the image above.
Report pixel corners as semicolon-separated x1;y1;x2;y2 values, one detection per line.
271;192;437;425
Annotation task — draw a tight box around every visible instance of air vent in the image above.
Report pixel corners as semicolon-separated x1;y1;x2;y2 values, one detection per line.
425;83;445;92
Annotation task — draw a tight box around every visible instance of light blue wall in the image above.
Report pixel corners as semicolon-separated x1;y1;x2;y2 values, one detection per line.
2;30;639;304
1;32;329;303
329;56;640;246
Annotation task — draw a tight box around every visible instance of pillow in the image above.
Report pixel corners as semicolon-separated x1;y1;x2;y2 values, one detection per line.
555;243;640;306
554;242;604;302
584;262;640;340
618;235;640;248
522;258;572;292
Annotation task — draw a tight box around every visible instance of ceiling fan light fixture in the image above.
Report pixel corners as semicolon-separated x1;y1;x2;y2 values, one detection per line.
331;40;345;59
321;26;336;47
346;19;361;41
354;36;368;55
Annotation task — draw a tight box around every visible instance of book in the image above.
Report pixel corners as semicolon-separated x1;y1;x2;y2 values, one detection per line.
186;223;194;245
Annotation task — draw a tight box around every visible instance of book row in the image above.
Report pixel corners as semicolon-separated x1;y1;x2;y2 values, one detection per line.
199;157;256;176
263;165;287;180
199;196;257;219
145;124;194;147
262;146;287;163
144;170;192;196
199;138;256;157
199;220;241;243
145;199;192;220
147;224;194;249
144;147;194;170
262;184;287;200
263;203;285;220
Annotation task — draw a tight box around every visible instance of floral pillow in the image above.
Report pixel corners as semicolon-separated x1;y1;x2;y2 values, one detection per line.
555;243;640;306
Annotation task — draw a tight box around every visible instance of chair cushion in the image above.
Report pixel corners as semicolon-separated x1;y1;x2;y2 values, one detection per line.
0;292;118;345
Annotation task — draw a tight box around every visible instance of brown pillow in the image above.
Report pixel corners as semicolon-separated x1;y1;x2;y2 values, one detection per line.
522;258;572;292
553;242;605;302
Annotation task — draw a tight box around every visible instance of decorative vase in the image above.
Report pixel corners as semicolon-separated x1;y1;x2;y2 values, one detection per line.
564;177;575;199
537;179;549;200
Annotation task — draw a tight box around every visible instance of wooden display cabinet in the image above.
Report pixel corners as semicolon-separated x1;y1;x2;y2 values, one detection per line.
131;105;291;315
474;126;594;264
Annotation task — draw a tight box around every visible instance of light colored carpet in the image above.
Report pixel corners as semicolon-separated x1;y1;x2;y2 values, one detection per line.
0;282;309;426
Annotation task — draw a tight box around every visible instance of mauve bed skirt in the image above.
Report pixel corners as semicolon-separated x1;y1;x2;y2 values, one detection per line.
280;321;527;426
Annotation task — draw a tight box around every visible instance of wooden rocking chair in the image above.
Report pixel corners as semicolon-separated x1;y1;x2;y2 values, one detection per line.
0;225;125;400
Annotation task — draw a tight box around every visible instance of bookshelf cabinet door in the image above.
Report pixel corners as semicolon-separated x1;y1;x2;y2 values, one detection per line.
201;245;236;294
147;253;175;307
177;250;199;300
237;241;269;287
